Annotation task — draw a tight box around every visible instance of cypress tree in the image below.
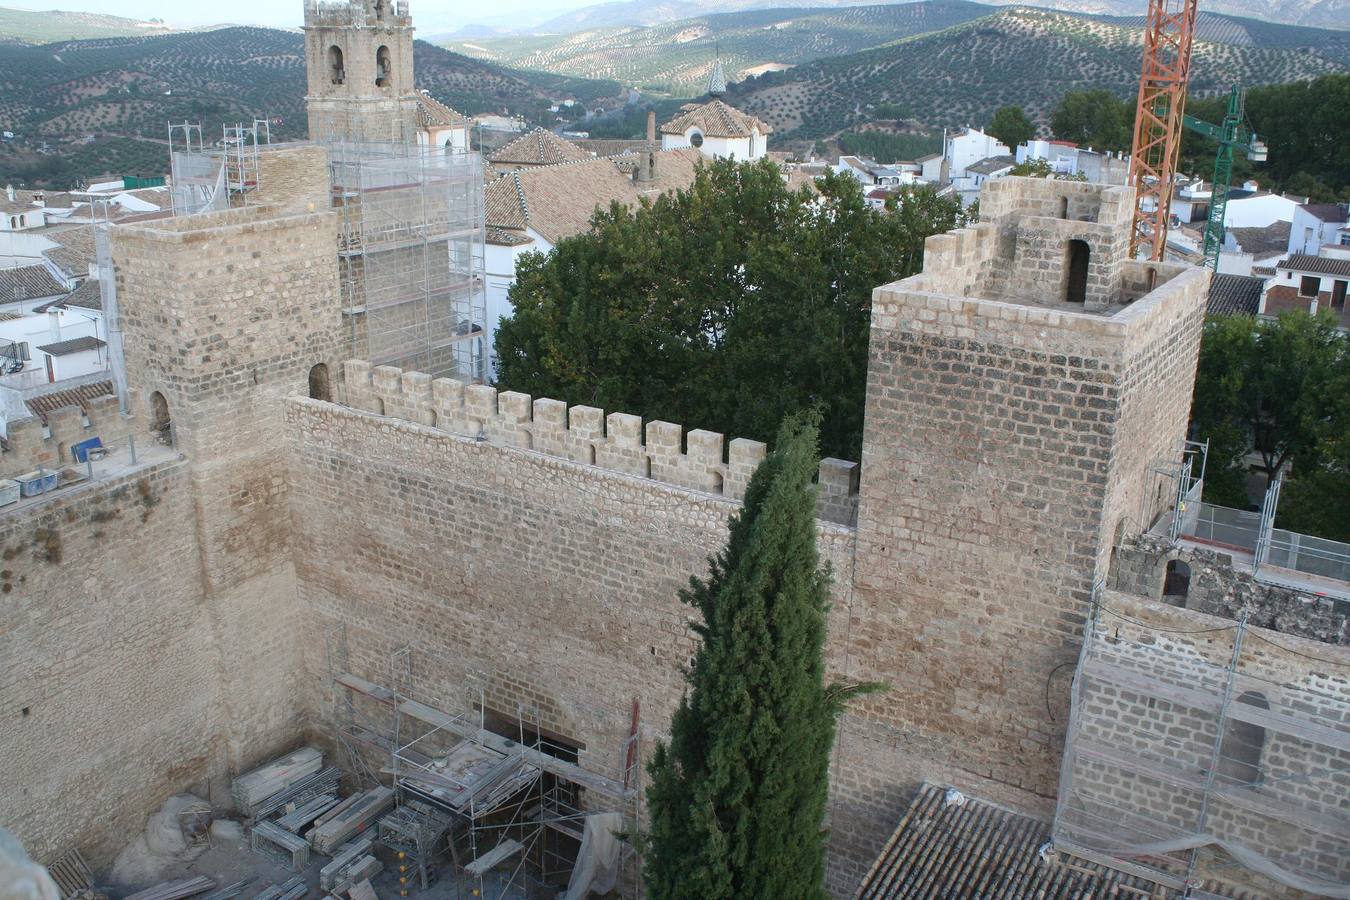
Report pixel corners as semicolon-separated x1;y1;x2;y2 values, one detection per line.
644;410;876;899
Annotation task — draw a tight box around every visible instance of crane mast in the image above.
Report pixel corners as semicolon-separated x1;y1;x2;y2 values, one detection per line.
1127;0;1199;261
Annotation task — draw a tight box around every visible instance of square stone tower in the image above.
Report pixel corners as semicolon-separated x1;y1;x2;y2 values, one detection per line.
303;0;420;144
840;177;1210;821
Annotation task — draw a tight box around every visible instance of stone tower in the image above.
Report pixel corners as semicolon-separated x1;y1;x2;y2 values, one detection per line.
303;0;420;144
832;177;1210;842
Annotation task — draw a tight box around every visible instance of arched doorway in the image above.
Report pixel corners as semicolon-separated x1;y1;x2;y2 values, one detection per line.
308;363;332;402
1066;239;1090;304
375;46;392;88
150;391;171;444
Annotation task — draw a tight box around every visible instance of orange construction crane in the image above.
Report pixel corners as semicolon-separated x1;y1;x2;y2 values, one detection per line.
1127;0;1199;261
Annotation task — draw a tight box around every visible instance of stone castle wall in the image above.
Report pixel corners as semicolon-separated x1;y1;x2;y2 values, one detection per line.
0;394;131;479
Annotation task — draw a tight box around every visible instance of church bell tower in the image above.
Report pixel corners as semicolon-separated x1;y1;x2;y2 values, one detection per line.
303;0;420;144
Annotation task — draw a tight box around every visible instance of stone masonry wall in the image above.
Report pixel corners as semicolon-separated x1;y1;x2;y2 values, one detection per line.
1112;532;1349;644
283;397;862;868
0;462;227;868
1061;591;1350;897
0;394;131;479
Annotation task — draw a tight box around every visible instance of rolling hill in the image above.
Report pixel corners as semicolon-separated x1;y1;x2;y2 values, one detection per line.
0;27;622;187
449;2;1350;99
722;6;1349;140
448;1;995;95
0;6;181;44
522;0;1349;33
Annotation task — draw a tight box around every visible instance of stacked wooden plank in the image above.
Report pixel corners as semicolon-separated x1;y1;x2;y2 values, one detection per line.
328;855;381;896
252;876;305;900
275;794;338;833
124;876;215;900
250;767;342;821
319;837;374;891
231;748;323;815
198;881;249;900
463;839;523;876
250;821;310;871
310;787;394;855
43;848;95;899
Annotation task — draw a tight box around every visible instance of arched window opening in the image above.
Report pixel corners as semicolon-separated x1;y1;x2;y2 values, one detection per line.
308;363;331;401
375;46;392;88
373;0;386;19
1217;692;1268;786
1163;559;1191;603
8;217;15;229
1058;196;1069;219
689;131;704;149
327;45;345;85
1066;239;1090;304
712;471;725;495
150;391;171;444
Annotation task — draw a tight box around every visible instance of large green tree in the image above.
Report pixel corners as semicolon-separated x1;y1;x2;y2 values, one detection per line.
1050;89;1133;152
1191;311;1349;537
494;158;964;459
986;105;1035;151
644;411;876;899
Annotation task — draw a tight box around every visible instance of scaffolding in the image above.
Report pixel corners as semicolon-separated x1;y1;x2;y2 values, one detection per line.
328;142;487;383
1053;593;1350;897
323;626;642;898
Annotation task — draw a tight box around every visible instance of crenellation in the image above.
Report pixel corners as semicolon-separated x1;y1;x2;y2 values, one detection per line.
328;359;860;520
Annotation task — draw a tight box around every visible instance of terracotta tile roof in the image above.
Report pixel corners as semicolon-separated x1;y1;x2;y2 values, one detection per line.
42;227;97;279
489;128;591;167
572;139;646;157
485;226;533;247
855;784;1162;899
24;379;114;423
62;278;103;310
1279;253;1350;278
484;148;704;246
415;91;469;128
0;265;66;303
1300;202;1348;224
1226;221;1290;259
1208;273;1264;317
659;99;772;139
37;335;105;357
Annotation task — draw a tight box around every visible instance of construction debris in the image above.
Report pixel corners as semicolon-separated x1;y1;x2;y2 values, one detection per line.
249;767;342;822
309;787;394;855
111;795;213;886
275;794;339;834
231;748;324;816
319;838;373;892
348;879;378;900
123;876;215;900
42;847;95;900
251;876;305;900
249;822;310;872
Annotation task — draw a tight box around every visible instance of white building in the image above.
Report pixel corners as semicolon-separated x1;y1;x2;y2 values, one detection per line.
944;128;1010;181
1289;202;1350;255
0;186;45;233
414;91;471;152
659;99;771;162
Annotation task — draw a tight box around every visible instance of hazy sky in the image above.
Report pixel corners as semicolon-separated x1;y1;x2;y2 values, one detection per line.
9;0;584;32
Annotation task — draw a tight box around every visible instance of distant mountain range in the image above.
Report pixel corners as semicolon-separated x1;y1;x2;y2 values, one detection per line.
723;5;1348;140
496;0;1348;33
0;7;189;43
446;1;1350;102
0;27;622;188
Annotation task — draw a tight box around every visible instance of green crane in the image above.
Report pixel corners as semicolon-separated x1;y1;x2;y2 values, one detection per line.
1183;85;1268;271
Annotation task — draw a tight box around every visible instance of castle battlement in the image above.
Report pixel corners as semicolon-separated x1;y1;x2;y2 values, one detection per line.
1;395;132;480
303;0;411;28
342;359;861;525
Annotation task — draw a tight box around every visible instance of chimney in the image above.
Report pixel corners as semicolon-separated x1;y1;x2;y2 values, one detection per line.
5;184;14;202
647;111;656;145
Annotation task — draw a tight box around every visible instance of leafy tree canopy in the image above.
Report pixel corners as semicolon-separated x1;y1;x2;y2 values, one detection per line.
644;410;880;900
1050;89;1133;153
494;158;965;459
986;105;1035;151
1191;311;1350;540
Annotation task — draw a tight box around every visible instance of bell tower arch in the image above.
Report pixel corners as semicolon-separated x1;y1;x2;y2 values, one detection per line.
303;0;418;144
